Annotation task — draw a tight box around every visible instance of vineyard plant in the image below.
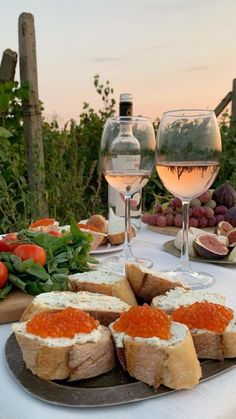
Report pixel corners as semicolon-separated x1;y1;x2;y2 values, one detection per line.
0;76;236;233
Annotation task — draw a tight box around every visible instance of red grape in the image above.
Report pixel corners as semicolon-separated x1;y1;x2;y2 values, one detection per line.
198;217;208;228
215;205;228;215
189;217;198;227
216;214;225;224
166;214;174;226
203;206;214;219
153;203;163;214
149;215;158;226
156;215;167;227
192;206;205;218
141;213;150;224
198;191;211;204
172;197;182;208
174;214;183;227
207;216;217;227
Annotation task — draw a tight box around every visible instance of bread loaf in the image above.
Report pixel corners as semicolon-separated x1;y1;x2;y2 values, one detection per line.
125;263;190;303
68;269;137;306
20;290;131;326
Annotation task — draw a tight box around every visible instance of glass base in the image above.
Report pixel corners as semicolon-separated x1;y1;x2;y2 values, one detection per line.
160;267;215;290
100;254;153;275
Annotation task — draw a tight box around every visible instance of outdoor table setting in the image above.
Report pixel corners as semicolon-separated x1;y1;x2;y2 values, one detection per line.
1;109;236;419
1;224;236;419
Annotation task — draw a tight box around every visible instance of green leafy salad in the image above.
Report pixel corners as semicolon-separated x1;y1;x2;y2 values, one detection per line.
0;221;98;299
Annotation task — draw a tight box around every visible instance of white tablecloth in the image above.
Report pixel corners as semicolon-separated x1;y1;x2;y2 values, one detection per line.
1;225;236;419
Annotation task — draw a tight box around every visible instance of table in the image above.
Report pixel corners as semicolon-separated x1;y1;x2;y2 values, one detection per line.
1;225;236;419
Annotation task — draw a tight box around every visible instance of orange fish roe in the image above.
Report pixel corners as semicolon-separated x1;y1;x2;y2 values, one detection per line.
77;223;100;233
172;302;233;333
113;304;171;339
26;307;99;339
30;218;55;228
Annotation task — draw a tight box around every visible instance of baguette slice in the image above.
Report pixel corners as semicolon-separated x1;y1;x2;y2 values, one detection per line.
151;288;226;314
110;321;201;389
125;263;190;303
107;211;136;245
152;289;236;360
13;322;115;381
68;269;137;306
20;291;131;326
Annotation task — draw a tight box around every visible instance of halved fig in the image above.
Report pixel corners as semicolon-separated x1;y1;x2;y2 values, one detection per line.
194;234;229;259
216;221;233;236
227;228;236;246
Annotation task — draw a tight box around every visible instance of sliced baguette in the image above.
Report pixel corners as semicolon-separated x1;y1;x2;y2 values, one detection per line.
20;291;131;326
151;288;226;314
151;288;236;360
109;321;201;389
107;212;136;245
68;269;137;306
13;321;115;381
125;263;190;303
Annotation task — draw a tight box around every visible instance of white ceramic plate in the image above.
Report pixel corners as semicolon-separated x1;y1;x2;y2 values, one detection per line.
90;244;123;255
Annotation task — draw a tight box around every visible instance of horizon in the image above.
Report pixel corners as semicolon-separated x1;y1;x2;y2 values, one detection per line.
1;0;236;124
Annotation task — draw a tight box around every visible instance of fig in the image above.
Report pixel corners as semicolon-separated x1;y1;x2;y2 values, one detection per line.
194;233;229;259
224;206;236;227
212;181;236;208
216;221;233;236
227;228;236;246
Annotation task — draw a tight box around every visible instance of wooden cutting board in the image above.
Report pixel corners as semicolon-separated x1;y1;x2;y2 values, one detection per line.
147;225;215;236
0;290;34;324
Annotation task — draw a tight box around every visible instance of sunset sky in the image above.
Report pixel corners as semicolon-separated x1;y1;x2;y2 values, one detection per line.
2;0;236;124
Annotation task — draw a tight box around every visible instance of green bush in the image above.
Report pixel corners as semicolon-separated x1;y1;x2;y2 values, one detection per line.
0;77;235;233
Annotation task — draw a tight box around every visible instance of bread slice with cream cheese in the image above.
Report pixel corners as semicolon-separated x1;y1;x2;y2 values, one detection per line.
68;269;137;306
13;320;115;381
20;290;131;326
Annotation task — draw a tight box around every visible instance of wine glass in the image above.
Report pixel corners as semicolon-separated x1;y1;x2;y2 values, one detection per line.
156;109;222;289
100;116;156;274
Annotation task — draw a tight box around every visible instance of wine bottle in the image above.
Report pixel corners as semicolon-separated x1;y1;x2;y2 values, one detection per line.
108;93;142;230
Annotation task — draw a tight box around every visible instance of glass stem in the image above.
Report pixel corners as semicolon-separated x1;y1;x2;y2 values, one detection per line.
121;194;134;259
179;200;191;271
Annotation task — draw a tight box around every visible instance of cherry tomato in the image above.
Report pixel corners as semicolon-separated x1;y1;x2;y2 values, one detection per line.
0;239;12;252
48;231;62;237
30;218;55;228
13;244;47;266
0;262;9;288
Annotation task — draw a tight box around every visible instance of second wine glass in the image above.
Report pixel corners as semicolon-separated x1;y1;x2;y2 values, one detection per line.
100;116;156;274
156;109;222;289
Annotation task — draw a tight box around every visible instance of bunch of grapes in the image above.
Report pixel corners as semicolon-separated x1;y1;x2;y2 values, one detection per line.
142;190;228;228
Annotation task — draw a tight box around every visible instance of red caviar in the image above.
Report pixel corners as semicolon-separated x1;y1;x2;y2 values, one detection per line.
30;218;55;228
26;307;99;338
113;304;171;339
77;223;100;233
172;302;233;333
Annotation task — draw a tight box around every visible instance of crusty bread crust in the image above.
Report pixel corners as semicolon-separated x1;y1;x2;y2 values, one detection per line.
125;263;190;303
111;326;201;389
14;325;115;381
86;215;107;234
191;328;236;360
68;276;137;307
108;226;136;245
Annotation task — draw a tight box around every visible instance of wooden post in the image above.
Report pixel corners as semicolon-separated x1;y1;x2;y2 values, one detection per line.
18;13;48;218
214;91;232;117
231;79;236;125
0;49;17;82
